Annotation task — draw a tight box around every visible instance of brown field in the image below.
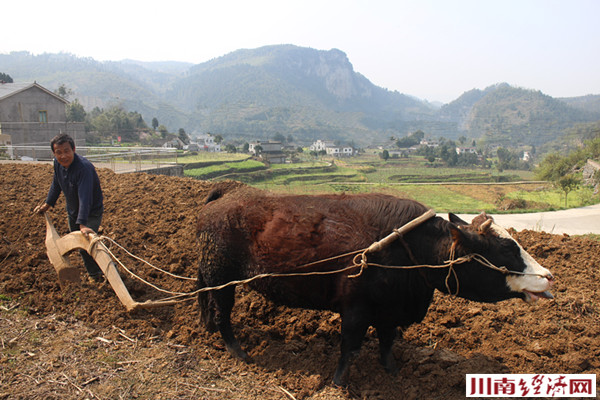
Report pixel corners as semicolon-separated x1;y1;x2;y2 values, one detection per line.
1;163;598;399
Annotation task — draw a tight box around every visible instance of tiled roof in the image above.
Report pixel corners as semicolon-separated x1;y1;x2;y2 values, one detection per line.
0;82;68;103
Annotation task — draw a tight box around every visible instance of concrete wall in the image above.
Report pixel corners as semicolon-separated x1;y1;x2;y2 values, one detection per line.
0;85;84;147
0;85;67;122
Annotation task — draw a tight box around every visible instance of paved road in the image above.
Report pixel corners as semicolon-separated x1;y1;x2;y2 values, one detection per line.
454;203;600;235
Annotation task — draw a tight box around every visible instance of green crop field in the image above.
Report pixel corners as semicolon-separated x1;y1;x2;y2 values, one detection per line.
182;153;599;214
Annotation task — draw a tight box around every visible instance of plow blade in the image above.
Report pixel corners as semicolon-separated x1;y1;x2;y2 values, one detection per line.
44;213;179;311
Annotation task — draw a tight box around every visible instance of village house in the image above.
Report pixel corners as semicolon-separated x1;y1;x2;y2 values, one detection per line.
162;137;185;149
249;140;286;164
325;144;354;157
310;139;335;152
420;138;440;148
455;146;477;155
310;139;355;157
0;82;85;159
193;133;221;152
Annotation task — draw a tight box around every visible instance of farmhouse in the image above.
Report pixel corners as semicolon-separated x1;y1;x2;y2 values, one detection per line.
310;139;355;157
194;133;221;152
310;139;335;152
0;82;85;158
456;146;477;155
249;140;286;164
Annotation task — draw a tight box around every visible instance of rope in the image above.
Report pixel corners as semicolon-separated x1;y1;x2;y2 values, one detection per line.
82;212;545;306
91;232;537;306
89;237;195;296
93;236;197;281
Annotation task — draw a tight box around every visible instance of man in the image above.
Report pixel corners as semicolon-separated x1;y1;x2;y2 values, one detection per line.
36;133;105;282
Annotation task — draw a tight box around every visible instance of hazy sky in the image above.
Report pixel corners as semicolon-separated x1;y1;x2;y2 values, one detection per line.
2;0;598;103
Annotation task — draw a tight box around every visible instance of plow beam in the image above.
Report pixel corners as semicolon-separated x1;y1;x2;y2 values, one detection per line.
44;213;179;311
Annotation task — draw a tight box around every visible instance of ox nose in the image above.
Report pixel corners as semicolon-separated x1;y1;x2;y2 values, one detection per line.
544;272;554;284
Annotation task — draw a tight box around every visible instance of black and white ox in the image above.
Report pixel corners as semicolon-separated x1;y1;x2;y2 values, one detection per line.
196;188;554;385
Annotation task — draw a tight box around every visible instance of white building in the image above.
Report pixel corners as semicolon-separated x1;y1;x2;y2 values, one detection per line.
310;139;354;157
326;145;354;157
193;133;221;152
309;139;335;152
249;140;286;163
456;146;477;155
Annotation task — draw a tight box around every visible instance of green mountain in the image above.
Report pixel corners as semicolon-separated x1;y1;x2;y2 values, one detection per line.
1;47;599;147
440;83;600;147
162;45;437;143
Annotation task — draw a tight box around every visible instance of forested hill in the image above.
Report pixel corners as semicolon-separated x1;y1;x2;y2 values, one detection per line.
1;47;599;147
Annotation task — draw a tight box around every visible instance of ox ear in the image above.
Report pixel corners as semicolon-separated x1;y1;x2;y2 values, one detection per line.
448;213;468;226
449;224;466;245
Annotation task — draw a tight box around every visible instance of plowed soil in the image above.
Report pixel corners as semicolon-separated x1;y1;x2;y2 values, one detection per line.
1;163;599;400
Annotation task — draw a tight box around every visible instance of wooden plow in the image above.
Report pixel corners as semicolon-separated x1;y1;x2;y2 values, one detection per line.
44;213;180;311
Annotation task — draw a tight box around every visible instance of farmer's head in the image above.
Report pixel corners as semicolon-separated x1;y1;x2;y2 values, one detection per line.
50;133;76;168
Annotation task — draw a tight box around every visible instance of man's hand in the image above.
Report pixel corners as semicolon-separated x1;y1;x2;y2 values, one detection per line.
34;203;51;214
80;225;95;238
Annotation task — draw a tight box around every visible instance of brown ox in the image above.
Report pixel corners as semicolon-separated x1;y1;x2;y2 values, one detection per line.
196;187;553;385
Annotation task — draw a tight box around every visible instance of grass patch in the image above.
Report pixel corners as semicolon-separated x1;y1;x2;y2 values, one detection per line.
185;159;266;179
187;153;600;213
177;152;248;163
506;186;597;209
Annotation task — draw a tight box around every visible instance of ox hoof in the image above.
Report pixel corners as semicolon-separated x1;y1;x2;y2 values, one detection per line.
331;376;347;389
226;344;251;363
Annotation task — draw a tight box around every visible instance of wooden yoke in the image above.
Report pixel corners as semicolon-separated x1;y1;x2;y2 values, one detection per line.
366;209;436;254
44;213;179;311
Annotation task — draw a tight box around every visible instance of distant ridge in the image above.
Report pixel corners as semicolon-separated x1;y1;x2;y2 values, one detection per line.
1;46;599;146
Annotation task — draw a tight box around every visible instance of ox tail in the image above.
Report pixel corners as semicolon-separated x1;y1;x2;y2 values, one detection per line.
197;273;217;332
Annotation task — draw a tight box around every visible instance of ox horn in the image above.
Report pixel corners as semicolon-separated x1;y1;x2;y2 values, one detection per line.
478;218;493;234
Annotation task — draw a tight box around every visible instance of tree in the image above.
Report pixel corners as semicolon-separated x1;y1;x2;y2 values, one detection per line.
66;99;86;122
152;117;159;131
557;174;581;207
535;153;571;182
380;149;390;161
214;134;223;144
158;125;168;138
253;145;263;155
272;133;285;142
0;72;13;83
178;128;189;144
413;130;425;142
55;84;73;100
242;142;250;153
224;144;237;153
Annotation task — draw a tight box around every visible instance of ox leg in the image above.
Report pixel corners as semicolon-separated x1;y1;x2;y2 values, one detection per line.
212;286;249;361
376;326;398;374
333;314;369;386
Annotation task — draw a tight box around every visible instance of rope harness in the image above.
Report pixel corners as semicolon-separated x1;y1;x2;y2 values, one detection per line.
87;209;542;305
